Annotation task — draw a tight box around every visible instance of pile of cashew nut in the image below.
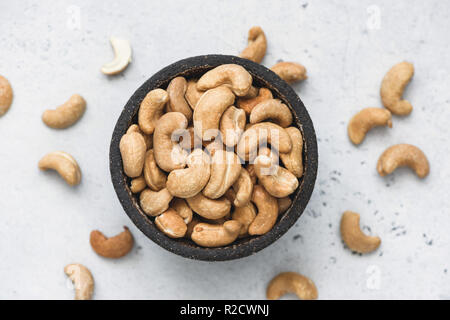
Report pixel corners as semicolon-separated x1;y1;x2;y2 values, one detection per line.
119;62;305;248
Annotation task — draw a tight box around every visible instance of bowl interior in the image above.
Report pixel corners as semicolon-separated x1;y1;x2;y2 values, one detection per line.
110;55;318;261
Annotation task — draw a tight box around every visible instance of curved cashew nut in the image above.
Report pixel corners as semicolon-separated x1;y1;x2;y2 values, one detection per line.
220;106;246;147
197;64;252;96
204;138;225;157
119;131;147;178
139;188;173;216
130;176;147;193
240;26;267;63
203;150;242;199
101;37;132;75
242;85;259;99
380;61;414;115
0;75;13;117
167;76;193;121
250;99;293;128
237;87;273;115
193;86;235;141
232;201;257;236
143;149;167;191
340;211;381;254
266;272;318;300
178;127;199;150
377;144;429;178
38;151;81;186
246;164;258;185
90;226;134;258
185;78;204;109
186;193;231;220
64;264;94;300
138;88;169;134
191;220;241;247
171;198;193;224
166;149;211;198
127;124;153;149
185;216;201;239
277;197;292;214
348;108;392;145
155;208;187;238
280;127;304;177
42;94;86;129
232;168;254;207
153;112;188;172
271;62;307;84
248;185;278;235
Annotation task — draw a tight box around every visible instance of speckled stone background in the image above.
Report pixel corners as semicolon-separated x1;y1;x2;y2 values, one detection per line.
1;0;449;299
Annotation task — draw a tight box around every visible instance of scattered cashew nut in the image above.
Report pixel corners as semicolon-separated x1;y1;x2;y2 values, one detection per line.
220;106;246;147
0;75;13;117
186;193;231;220
271;62;307;84
140;188;173;216
120;131;147;178
237;87;273;115
138;88;169;135
101;37;132;75
155;208;187;238
377;144;429;178
90;226;134;258
248;185;278;235
240;26;267;63
347;108;392;145
340;211;381;254
266;272;318;300
280;127;304;177
167;76;193;121
380;61;414;115
42;94;86;129
38;151;81;186
250;99;292;128
64;263;94;300
191;220;241;247
197;64;253;96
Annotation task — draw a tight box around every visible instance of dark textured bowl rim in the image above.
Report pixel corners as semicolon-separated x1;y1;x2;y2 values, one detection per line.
109;54;318;261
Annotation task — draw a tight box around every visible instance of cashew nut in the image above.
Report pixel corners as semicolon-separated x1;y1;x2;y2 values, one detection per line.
185;216;201;239
246;164;258;185
90;226;134;258
250;99;293;128
220;106;246;147
204;138;225;157
178;127;199;150
138;88;169;134
191;220;242;247
171;198;193;224
166;76;193;121
203;150;242;199
143;149;167;191
242;85;259;99
240;26;267;63
42;94;86;129
155;208;187;238
271;62;307;84
120;131;147;178
64;264;94;300
340;211;381;254
185;78;204;109
166;149;211;198
127;124;153;149
38;151;81;186
186;193;231;220
0;75;13;117
101;37;132;75
232;168;254;207
279;127;304;177
237;87;273;115
197;64;253;96
153;112;188;172
377;144;429;178
231;190;257;236
130;176;147;193
277;197;292;214
266;272;318;300
193;86;235;141
139;188;173;216
248;185;278;235
348;108;392;145
380;61;414;115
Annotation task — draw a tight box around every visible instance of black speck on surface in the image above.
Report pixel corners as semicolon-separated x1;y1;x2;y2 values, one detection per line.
293;234;302;241
322;202;327;207
328;223;332;228
444;269;448;274
302;3;308;8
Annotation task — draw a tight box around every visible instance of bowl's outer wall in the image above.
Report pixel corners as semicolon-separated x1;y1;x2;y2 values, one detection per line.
110;55;318;261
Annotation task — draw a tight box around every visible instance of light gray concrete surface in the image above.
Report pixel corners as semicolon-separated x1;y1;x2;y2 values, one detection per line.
1;0;449;299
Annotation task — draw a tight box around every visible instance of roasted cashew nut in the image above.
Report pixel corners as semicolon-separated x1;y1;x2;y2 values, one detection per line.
203;150;242;199
197;64;253;96
167;76;193;121
193;86;235;141
246;164;257;185
277;197;292;214
232;167;254;207
340;211;381;254
42;94;86;129
120;131;147;178
153;112;188;172
64;264;94;300
377;144;429;178
220;106;246;147
139;188;173;216
155;208;187;238
240;26;267;63
347;108;392;145
127;124;153;149
130;176;147;193
266;272;318;300
138;88;169;135
271;62;307;84
191;220;241;247
186;193;231;220
237;87;273;115
250;99;293;128
204;138;225;157
0;75;13;117
248;185;278;235
166;149;211;198
380;61;414;115
143;149;167;191
228;188;256;236
171;198;193;224
185;78;204;109
101;37;132;75
280;127;304;177
90;226;134;258
185;216;201;239
38;151;81;186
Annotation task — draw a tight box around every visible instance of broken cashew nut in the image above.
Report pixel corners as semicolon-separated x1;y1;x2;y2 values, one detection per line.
167;76;193;121
38;151;81;186
0;75;13;117
267;272;318;300
138;89;169;135
191;220;242;247
250;98;292;128
240;26;267;63
237;87;273;115
340;211;381;254
155;208;187;238
248;185;278;235
101;37;132;75
271;62;307;84
380;61;414;115
197;64;253;96
140;188;173;216
280;127;304;177
120;131;147;178
377;144;429;178
90;226;134;258
348;108;392;145
42;94;86;129
186;193;231;220
64;264;94;300
220;106;246;147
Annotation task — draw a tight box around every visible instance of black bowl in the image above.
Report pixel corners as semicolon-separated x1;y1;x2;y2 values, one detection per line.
110;55;318;261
